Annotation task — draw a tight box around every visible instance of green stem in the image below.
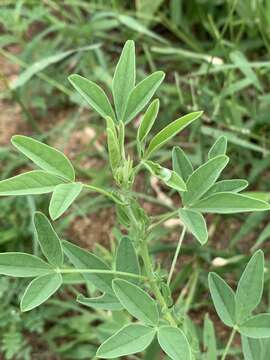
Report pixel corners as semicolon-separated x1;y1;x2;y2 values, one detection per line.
221;327;236;360
59;268;146;281
140;240;177;327
167;226;186;285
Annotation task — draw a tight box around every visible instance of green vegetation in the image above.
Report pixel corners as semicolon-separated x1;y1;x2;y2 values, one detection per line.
0;1;270;359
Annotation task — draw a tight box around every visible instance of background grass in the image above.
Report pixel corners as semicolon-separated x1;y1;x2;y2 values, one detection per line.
0;0;270;359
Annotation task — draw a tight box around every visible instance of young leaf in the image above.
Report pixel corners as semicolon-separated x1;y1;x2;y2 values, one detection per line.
190;193;270;213
204;314;217;360
208;272;236;327
68;74;115;121
179;208;208;245
20;272;62;312
49;182;83;220
208;136;227;159
157;326;191;360
137;99;159;143
96;324;155;358
143;160;186;192
77;293;123;311
123;71;165;123
112;278;159;326
172;146;193;182
113;40;135;120
11;135;75;181
34;212;63;267
203;179;248;198
239;314;270;338
0;253;53;277
107;128;121;170
115;237;140;283
0;171;63;196
235;250;264;323
242;336;262;360
183;155;229;206
145;111;202;159
62;240;114;295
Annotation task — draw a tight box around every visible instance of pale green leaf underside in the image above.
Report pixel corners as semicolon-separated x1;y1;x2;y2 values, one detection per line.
124;71;165;123
183;155;229;206
49;182;83;220
236;250;264;323
69;74;115;121
20;272;62;312
145;111;202;159
34;212;63;267
208;272;236;327
77;293;123;311
191;193;270;213
96;324;155;358
113;40;135;120
12;135;75;181
112;278;159;326
62;240;114;295
239;314;270;338
0;171;63;196
0;253;53;277
157;326;191;360
179;208;208;244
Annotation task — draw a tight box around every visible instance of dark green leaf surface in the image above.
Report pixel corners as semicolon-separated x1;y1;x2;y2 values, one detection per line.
62;240;114;295
183;155;229;206
179;208;208;244
20;272;62;311
113;40;135;120
239;314;270;338
145;111;202;158
112;278;159;326
69;74;115;121
203;179;248;198
157;326;191;360
137;99;159;143
0;253;53;277
96;324;155;358
34;212;63;267
0;171;63;196
115;237;140;283
191;193;270;213
124;71;164;123
172;146;193;182
236;250;264;323
208;272;236;327
49;182;83;220
12;135;75;181
208;136;227;159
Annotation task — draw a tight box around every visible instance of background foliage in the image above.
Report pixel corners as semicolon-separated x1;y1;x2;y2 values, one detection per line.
0;0;270;359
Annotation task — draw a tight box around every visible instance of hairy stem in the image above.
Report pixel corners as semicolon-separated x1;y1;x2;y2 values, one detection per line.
167;226;186;285
140;240;177;327
221;327;236;360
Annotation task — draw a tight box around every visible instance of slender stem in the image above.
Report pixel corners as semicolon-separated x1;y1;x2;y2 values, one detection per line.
140;240;177;327
148;209;179;232
167;226;186;285
59;268;147;281
221;327;236;360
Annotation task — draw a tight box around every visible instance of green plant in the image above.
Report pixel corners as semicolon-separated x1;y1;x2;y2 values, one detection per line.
0;40;269;359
